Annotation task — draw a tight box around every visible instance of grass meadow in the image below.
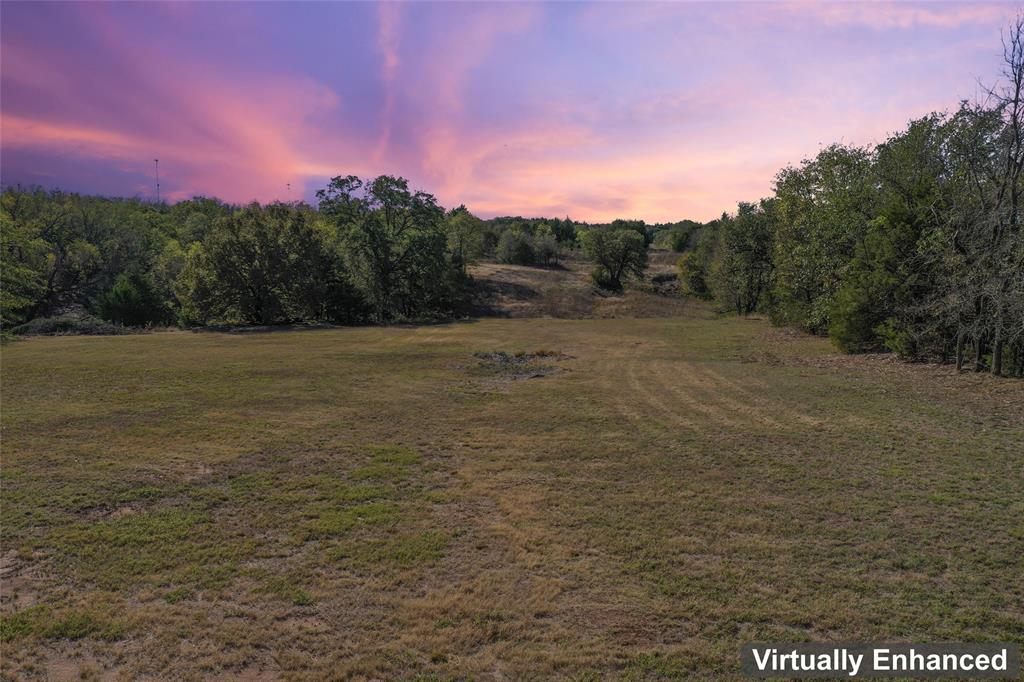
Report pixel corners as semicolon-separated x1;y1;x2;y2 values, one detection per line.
1;313;1022;679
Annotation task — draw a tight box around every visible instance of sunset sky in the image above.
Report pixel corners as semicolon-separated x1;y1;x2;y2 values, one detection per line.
1;1;1017;222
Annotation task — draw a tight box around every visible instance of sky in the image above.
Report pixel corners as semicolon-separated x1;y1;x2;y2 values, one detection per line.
0;1;1018;222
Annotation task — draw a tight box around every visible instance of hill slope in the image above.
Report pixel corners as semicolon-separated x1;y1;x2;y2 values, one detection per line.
469;249;709;319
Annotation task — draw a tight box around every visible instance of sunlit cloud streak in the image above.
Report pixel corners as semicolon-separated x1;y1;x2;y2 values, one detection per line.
0;1;1016;221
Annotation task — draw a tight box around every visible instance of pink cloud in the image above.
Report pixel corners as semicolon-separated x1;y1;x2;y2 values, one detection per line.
2;1;1015;221
373;2;401;162
783;2;1013;30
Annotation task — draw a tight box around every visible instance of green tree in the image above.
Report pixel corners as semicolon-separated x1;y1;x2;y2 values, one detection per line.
668;227;692;252
579;228;648;291
174;203;360;325
444;205;486;273
0;207;46;327
532;232;560;266
150;239;187;321
317;175;456;321
610;218;652;246
551;216;576;244
677;219;720;299
496;229;535;265
96;271;168;326
829;115;949;355
173;242;218;326
169;197;231;244
771;144;877;333
708;201;776;315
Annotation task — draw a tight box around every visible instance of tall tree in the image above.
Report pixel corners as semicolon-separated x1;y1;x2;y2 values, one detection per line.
829;114;950;355
943;16;1024;375
709;201;776;315
771;144;877;334
444;205;485;274
317;175;455;321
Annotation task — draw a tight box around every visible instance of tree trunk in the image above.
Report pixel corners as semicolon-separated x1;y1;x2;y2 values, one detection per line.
992;327;1003;376
955;330;966;371
974;337;985;372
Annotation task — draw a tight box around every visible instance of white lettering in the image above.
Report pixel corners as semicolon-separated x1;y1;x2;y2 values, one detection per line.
752;648;774;671
848;652;863;677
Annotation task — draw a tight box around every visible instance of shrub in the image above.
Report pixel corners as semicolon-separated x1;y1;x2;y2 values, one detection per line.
96;272;169;326
677;252;711;299
10;312;131;336
496;229;535;265
669;228;692;252
828;277;886;353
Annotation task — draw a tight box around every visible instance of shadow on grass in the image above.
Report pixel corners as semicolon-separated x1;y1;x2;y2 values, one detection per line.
190;317;484;335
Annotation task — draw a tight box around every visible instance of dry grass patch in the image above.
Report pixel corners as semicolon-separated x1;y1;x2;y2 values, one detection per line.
468;250;702;320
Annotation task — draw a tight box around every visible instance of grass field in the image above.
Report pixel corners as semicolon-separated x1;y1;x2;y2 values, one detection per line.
2;312;1023;680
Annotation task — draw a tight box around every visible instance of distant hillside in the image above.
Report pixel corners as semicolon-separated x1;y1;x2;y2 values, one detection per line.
468;249;713;319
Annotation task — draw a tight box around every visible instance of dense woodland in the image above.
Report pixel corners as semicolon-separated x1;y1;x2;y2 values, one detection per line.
2;26;1023;377
680;23;1024;377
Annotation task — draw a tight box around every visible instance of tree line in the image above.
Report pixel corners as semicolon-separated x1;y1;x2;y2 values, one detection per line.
1;176;477;328
680;20;1024;377
1;175;667;330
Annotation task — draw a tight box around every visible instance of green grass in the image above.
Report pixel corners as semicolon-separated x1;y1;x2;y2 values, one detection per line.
257;575;315;607
0;606;123;643
1;317;1022;679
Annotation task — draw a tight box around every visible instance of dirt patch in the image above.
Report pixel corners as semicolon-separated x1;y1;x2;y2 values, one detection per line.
42;653;114;682
471;351;570;380
96;505;141;521
738;350;785;366
0;550;45;610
